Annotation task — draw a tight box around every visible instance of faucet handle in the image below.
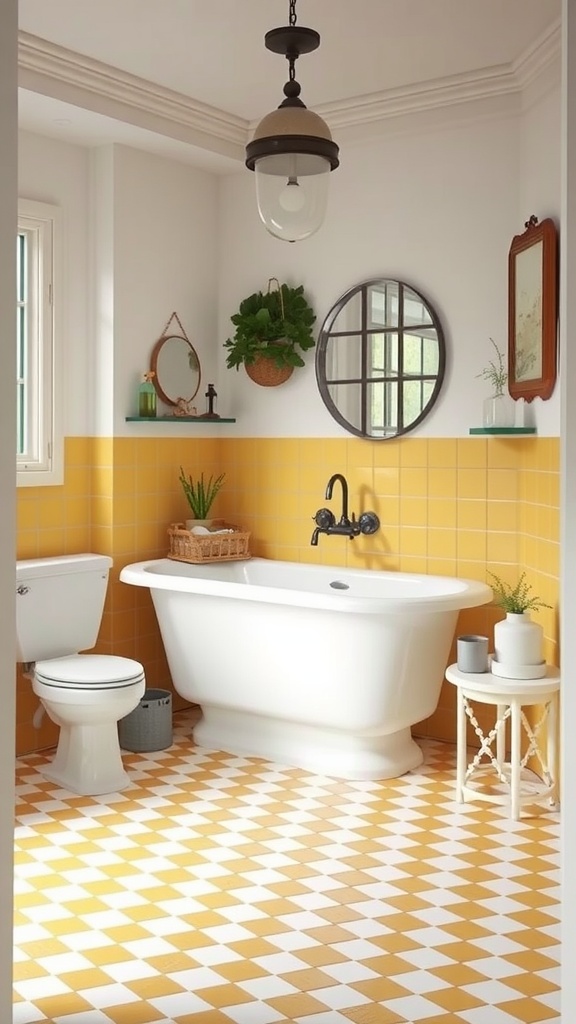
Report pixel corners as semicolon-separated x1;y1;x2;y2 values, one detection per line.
314;507;335;530
358;511;380;535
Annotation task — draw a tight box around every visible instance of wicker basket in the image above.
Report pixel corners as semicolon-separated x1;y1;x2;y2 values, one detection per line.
245;355;294;387
168;521;251;563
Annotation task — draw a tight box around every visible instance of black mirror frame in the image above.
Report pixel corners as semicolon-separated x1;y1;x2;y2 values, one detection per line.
315;279;446;440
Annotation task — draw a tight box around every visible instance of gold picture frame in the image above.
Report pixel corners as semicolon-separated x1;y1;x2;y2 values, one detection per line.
508;214;558;402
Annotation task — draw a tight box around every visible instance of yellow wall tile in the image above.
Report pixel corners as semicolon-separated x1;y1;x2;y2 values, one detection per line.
487;501;518;532
428;468;457;499
457;438;487;469
457;500;486;531
399;497;428;527
486;532;518;563
427;529;457;560
428;498;457;528
457;468;487;500
399;438;428;467
400;467;428;497
15;433;561;758
487;470;518;501
373;467;400;496
427;438;458;467
373;440;401;467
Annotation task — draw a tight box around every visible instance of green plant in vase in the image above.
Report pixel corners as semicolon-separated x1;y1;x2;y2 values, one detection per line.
179;467;225;522
488;571;552;679
476;338;515;428
488;571;551;614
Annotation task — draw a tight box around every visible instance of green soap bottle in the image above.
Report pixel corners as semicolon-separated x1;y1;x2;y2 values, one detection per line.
138;372;157;418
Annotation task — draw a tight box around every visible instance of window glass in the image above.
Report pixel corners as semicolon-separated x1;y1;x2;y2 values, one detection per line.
17;199;62;486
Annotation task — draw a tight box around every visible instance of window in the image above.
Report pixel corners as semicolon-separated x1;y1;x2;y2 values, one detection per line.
17;199;62;486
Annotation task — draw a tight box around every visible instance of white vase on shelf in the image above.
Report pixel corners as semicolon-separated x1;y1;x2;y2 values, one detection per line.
492;612;546;679
482;393;515;428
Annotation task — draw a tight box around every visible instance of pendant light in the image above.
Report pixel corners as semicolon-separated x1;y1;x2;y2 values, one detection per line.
245;0;339;242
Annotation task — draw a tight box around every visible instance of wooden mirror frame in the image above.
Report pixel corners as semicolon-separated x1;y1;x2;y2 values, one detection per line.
508;215;558;402
148;312;201;408
150;333;201;407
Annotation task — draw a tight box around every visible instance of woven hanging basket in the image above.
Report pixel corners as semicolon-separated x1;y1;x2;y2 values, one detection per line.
245;355;294;387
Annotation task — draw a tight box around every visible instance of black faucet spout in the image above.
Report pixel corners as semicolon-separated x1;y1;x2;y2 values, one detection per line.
311;474;381;546
325;473;349;523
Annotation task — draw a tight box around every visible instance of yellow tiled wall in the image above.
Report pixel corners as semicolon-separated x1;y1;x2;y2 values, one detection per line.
15;433;560;758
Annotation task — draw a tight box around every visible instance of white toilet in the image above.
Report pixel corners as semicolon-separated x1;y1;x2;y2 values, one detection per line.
16;553;146;795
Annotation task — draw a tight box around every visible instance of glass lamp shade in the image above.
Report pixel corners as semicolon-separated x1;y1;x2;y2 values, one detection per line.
254;153;330;241
247;105;338;242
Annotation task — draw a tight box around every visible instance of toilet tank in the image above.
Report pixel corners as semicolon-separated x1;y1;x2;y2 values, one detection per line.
16;553;113;662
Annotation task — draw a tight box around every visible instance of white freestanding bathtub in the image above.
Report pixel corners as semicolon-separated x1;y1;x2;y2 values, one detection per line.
120;557;492;780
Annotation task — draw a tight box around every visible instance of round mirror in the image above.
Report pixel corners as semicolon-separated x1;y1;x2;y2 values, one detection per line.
316;279;446;439
150;334;201;407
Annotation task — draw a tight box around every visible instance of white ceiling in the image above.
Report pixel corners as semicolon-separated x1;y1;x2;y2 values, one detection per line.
17;0;562;173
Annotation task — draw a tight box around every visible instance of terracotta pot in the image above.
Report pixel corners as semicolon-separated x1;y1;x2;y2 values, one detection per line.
245;356;294;387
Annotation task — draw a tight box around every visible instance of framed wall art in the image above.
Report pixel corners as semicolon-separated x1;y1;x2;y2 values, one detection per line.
508;214;558;402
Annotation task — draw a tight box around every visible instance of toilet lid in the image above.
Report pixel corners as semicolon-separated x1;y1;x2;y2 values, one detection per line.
35;654;145;689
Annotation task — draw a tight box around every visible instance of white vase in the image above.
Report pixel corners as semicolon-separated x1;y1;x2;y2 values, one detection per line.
493;612;546;678
482;394;515;428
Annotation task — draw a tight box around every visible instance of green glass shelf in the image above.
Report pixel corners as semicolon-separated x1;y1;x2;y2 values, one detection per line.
126;416;236;423
469;427;536;434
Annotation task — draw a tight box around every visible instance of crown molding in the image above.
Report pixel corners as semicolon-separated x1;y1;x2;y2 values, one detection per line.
18;31;248;160
305;22;561;134
18;22;561;160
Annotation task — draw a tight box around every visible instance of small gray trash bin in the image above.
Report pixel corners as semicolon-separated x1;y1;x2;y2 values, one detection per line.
119;688;173;752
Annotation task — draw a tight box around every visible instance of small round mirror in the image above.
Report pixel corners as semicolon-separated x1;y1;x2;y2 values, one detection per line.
150;334;201;407
316;279;446;439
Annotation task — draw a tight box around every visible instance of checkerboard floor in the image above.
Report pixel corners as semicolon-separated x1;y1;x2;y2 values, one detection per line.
14;709;560;1024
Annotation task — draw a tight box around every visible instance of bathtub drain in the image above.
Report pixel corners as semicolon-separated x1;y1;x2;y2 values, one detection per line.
330;580;349;590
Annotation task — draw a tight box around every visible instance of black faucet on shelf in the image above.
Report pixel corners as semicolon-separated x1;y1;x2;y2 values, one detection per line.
311;472;380;545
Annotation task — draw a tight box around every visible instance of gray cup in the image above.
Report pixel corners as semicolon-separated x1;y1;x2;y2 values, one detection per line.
457;634;489;673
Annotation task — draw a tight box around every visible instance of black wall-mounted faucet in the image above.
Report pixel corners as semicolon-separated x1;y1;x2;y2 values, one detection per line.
311;472;380;545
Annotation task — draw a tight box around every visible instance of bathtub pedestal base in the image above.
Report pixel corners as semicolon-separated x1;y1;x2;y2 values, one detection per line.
192;707;424;780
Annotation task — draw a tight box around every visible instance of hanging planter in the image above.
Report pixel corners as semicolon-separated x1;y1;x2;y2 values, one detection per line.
224;278;316;387
245;354;294;387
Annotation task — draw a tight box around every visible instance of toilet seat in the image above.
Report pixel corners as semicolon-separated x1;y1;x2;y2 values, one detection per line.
35;654;145;690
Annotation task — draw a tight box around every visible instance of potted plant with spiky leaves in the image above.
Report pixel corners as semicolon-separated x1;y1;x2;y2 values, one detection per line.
179;467;225;528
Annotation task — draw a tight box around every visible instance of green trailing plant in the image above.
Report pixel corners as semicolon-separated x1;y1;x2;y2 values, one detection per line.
224;279;316;370
488;571;551;614
476;338;508;396
179;467;225;519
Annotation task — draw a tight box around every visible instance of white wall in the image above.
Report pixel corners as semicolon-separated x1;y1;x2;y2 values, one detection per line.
519;75;562;437
0;2;17;1017
217;89;561;438
107;145;219;435
17;77;561;444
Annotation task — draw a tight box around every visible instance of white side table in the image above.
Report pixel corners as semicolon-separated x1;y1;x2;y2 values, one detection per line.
445;663;560;820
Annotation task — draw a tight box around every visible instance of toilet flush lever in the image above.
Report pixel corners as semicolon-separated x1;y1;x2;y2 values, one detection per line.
17;584;29;595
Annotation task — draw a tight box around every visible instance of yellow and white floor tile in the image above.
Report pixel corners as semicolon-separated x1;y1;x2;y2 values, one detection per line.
14;710;560;1024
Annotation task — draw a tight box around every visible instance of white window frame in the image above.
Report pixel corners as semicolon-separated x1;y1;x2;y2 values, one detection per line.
17;198;63;487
